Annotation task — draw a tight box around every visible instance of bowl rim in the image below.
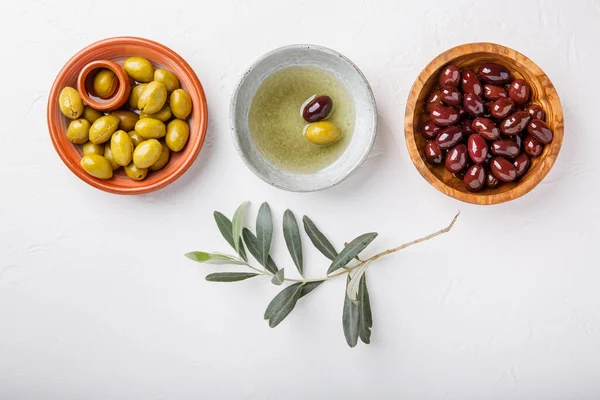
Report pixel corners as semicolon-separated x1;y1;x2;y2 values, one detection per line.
404;42;564;205
229;44;377;192
47;36;208;195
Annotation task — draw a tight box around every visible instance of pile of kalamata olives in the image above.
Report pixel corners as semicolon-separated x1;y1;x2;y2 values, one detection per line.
421;62;553;192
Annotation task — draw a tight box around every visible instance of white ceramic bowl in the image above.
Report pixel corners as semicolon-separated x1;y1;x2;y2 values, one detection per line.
230;44;377;192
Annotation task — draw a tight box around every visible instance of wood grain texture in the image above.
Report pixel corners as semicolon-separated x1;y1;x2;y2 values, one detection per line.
404;42;564;205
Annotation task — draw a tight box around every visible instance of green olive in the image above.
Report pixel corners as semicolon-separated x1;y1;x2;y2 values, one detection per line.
124;162;148;181
140;104;172;122
93;68;118;99
304;121;342;146
82;106;103;124
80;154;113;179
82;142;105;156
67;119;90;144
169;89;192;119
135;117;166;139
58;86;83;119
89;115;120;144
110;130;134;167
154;69;180;92
149;142;170;171
133;139;163;169
124;57;154;83
128;130;144;147
103;144;120;170
138;81;167;114
110;110;139;131
166;119;190;152
129;83;147;109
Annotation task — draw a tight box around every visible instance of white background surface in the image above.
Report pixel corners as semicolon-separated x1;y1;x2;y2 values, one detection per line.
1;0;599;398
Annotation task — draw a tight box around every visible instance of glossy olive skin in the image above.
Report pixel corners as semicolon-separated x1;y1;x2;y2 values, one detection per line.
491;139;520;158
526;104;545;121
89;115;120;144
128;130;144;147
430;105;460;126
129;84;147;109
439;64;460;88
138;81;167;114
133;139;163;169
135;118;166;139
490;98;515;119
483;84;508;101
508;79;530;105
424;141;444;164
421;120;441;140
170;89;192;119
445;144;468;173
527;119;553;144
58;86;83;119
500;111;531;135
150;142;170;171
80;154;113;179
166;119;190;152
460;68;482;96
440;88;462;107
93;68;118;99
82;106;102;124
461;118;475;135
302;95;333;122
67;119;90;144
154;69;180;92
477;63;511;84
124;56;154;83
486;172;500;188
524;134;543;156
435;126;463;150
472;117;500;140
110;130;134;167
490;156;517;182
463;93;484;117
110;110;139;131
82;142;104;156
467;134;488;164
103;144;120;170
425;90;443;113
513;153;531;178
140;104;172;122
464;164;486;192
124;163;148;181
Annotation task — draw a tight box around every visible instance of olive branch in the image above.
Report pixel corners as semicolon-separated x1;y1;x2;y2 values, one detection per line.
185;201;459;347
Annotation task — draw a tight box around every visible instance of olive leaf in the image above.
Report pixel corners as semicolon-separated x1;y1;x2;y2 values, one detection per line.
185;251;246;265
264;283;304;328
205;272;259;282
346;261;371;301
328;232;378;274
299;280;324;298
242;228;278;274
342;275;359;347
256;202;273;267
358;273;372;344
271;268;285;285
232;201;250;253
283;209;303;276
213;211;248;262
302;215;338;261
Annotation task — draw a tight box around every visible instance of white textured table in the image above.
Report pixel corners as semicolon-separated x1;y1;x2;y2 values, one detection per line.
2;1;599;398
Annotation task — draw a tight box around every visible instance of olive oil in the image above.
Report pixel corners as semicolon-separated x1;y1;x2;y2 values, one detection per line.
249;66;355;173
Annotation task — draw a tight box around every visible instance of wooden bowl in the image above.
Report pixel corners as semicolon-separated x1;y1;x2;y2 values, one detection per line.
47;36;208;195
405;42;563;205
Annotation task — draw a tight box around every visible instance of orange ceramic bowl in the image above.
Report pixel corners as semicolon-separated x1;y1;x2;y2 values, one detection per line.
47;36;208;194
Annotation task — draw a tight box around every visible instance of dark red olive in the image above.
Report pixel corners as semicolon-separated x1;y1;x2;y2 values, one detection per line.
445;144;468;173
467;134;488;164
483;84;508;101
513;153;531;178
486;172;499;188
472;117;500;141
425;90;443;113
524;134;543;157
500;111;531;135
421;120;441;140
477;63;511;84
490;98;515;119
424;141;444;164
464;164;486;192
461;118;475;135
491;139;520;158
463;93;484;117
526;104;545;121
527;119;553;144
430;105;460;126
439;64;460;88
508;79;530;105
302;95;333;122
460;69;482;96
490;156;517;182
435;126;463;150
440;87;462;107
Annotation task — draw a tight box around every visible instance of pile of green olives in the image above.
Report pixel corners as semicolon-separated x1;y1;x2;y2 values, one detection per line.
58;56;193;181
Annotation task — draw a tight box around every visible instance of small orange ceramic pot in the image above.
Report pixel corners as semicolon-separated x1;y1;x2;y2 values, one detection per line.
77;59;131;111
